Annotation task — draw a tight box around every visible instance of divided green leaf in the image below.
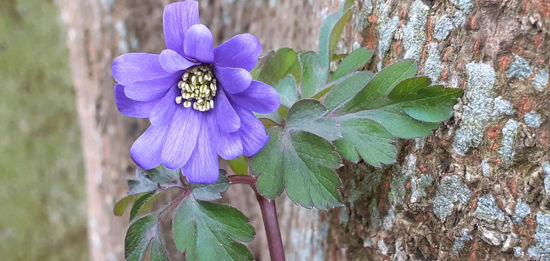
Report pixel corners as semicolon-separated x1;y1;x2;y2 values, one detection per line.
189;171;230;201
125;209;169;261
318;0;354;64
252;126;343;209
272;75;299;108
331;48;373;81
339;59;418;113
286;99;341;141
334;119;395;167
332;63;462;166
298;51;327;98
114;165;182;219
173;197;255;261
256;48;301;86
324;71;373;111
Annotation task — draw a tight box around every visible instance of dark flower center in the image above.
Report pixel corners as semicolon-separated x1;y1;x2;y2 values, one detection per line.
175;65;217;112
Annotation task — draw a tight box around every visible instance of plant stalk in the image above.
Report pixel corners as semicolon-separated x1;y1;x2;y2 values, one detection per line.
255;191;285;261
228;175;285;261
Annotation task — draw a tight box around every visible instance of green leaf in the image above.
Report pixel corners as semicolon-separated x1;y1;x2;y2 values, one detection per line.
150;235;170;261
318;0;354;64
256;48;301;85
331;48;373;82
298;51;327;98
130;191;155;221
125;210;169;261
340;59;418;113
115;165;182;217
228;156;248;175
189;171;230;201
334;119;396;167
397;85;463;122
333;75;462;166
324;71;373;111
114;193;143;216
387;76;432;100
286;99;341;141
128;165;181;195
351;109;440;138
255;111;283;125
173;197;255;261
273;75;299;108
252;127;343;209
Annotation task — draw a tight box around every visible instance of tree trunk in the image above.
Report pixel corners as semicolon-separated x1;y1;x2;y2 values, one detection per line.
61;0;549;260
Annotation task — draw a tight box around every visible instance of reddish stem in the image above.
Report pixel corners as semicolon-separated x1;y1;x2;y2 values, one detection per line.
228;175;285;261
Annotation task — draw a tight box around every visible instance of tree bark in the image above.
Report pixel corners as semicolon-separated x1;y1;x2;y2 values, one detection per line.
61;0;549;260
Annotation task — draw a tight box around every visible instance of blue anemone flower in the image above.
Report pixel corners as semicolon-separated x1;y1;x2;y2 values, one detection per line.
112;1;280;184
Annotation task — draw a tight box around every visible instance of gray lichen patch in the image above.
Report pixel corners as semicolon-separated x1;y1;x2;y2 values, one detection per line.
403;0;429;60
433;16;453;41
533;70;548;92
355;0;374;31
376;0;399;70
432;175;472;221
450;0;474;13
482;160;491;177
410;174;433;203
424;43;443;83
383;209;395;230
452;229;473;254
499;119;518;166
491;96;515;119
528;212;550;260
452;63;496;155
524;112;542;128
543;162;550;197
390;154;417;205
475;194;505;222
514;246;524;258
506;56;533;80
513;199;531;224
452;10;467;27
450;0;473;27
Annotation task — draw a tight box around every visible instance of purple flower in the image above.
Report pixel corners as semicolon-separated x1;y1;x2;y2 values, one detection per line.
112;1;279;184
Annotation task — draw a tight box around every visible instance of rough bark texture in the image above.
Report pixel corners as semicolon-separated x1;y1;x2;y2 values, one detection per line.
61;0;549;260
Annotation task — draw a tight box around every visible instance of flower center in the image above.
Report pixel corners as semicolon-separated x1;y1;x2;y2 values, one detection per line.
175;65;217;112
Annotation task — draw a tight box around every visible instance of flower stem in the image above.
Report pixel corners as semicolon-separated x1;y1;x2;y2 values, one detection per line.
255;191;285;261
228;175;286;261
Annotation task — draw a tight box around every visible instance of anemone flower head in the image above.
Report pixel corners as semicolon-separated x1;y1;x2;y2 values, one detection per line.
112;0;280;184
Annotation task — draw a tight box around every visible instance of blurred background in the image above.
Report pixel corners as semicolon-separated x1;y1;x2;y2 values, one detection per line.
0;0;87;260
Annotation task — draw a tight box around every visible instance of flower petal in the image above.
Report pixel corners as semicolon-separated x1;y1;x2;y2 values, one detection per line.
184;24;214;63
161;108;202;169
150;86;179;126
112;53;169;85
214;66;252;94
123;74;180;101
159;49;196;73
216;129;243;160
130;124;168;170
163;1;200;55
214;89;240;132
114;84;159;118
181;114;219;184
235;106;269;157
214;33;262;71
228;81;280;113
